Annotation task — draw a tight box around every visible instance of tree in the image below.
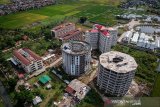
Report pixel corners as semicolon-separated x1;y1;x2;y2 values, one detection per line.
15;90;34;103
0;51;6;64
51;39;62;48
18;85;25;91
33;89;41;96
79;17;87;24
152;18;158;22
7;78;17;92
33;89;44;99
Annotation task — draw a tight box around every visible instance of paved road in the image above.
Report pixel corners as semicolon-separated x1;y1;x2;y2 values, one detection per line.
0;81;13;107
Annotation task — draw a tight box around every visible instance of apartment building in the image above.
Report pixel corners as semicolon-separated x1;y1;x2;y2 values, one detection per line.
61;41;91;76
51;23;84;42
85;24;118;53
51;23;75;38
97;51;138;97
13;48;45;73
85;29;99;50
60;29;84;42
107;27;118;46
99;30;112;53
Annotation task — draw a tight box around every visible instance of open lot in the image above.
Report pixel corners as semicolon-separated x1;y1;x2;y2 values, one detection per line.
27;70;66;107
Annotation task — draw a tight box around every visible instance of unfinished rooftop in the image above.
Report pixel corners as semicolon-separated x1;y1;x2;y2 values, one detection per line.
65;79;90;100
62;41;91;55
99;51;138;73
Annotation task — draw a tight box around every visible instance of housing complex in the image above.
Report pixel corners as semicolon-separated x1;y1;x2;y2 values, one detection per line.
51;23;84;42
121;25;160;51
85;24;118;53
97;51;138;96
85;29;99;50
12;48;45;73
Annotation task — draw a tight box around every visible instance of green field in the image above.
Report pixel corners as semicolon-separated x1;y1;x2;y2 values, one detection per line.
0;97;4;107
113;45;159;85
151;73;160;97
74;5;125;26
21;38;53;56
0;13;48;28
0;0;10;4
77;89;103;107
0;0;124;29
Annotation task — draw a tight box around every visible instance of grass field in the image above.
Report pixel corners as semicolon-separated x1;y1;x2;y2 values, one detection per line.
0;3;83;29
151;73;160;97
0;0;10;4
0;97;4;107
0;0;124;29
76;5;125;26
0;13;48;28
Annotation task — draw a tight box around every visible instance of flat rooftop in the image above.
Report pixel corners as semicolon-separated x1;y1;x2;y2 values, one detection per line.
65;79;90;100
62;41;91;55
99;51;138;73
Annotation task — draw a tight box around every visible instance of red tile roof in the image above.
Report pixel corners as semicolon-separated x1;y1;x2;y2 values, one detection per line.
23;48;42;60
95;24;106;30
95;24;103;30
65;86;76;95
101;30;110;37
13;48;42;65
13;50;30;65
61;30;82;40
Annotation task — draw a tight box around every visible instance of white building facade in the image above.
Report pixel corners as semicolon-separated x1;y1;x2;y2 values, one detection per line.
99;31;112;53
106;27;118;46
85;29;99;50
62;41;92;76
97;51;138;97
13;48;45;73
51;23;75;38
85;24;118;53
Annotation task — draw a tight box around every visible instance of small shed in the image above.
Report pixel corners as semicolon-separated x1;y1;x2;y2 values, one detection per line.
33;96;42;105
46;84;52;89
65;86;76;95
39;75;51;85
